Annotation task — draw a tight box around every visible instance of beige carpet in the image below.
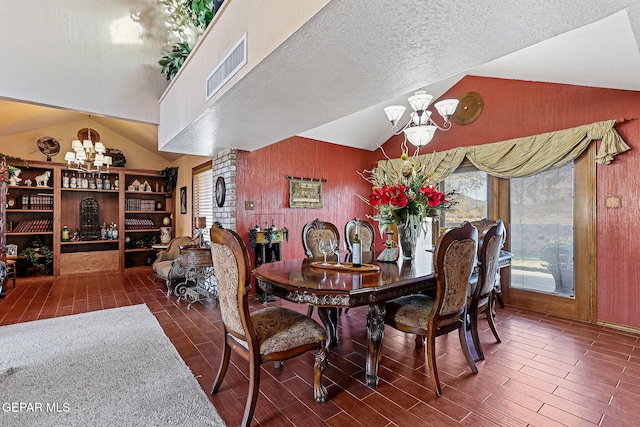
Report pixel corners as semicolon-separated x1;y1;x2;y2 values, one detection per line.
0;304;225;426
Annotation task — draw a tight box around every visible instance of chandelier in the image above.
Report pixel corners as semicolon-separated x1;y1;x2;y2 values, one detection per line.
383;90;459;147
63;117;112;172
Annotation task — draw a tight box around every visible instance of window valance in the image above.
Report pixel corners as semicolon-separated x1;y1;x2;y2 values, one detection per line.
378;120;630;182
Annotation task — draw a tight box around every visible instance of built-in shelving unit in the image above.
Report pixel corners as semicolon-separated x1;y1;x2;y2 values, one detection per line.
5;160;174;277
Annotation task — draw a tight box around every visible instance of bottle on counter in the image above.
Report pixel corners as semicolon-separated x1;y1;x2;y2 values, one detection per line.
351;218;362;268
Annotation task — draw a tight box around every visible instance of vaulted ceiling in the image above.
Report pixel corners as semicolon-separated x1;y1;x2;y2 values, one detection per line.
1;0;640;160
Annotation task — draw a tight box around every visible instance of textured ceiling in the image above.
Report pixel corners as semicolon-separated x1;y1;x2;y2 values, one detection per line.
1;0;640;159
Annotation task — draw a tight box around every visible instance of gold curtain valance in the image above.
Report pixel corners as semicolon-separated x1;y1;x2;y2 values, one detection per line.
379;120;630;182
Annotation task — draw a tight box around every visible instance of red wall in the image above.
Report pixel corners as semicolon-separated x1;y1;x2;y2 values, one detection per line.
234;77;640;328
378;76;640;328
236;136;378;266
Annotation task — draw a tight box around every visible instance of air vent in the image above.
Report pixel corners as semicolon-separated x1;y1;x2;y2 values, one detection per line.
206;33;247;100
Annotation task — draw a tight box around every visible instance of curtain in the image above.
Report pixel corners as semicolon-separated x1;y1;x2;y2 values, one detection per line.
379;120;630;182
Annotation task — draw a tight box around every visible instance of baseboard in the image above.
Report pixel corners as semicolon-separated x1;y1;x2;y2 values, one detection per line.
596;319;640;335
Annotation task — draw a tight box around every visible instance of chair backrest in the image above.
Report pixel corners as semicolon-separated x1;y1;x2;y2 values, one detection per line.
302;219;340;258
156;236;195;261
474;220;505;301
344;218;376;252
432;222;478;325
209;226;254;345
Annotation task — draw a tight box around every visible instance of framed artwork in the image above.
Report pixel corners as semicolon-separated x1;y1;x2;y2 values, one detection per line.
6;244;18;257
180;186;187;214
289;179;322;208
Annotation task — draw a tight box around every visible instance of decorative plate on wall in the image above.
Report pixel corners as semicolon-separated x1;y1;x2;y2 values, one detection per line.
77;128;100;142
452;91;483;125
215;176;226;207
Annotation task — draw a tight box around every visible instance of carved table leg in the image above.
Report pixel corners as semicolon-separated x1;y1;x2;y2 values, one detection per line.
366;302;385;388
317;307;339;349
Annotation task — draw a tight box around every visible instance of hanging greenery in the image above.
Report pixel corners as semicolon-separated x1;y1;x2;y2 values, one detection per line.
158;166;179;198
158;42;192;81
158;1;225;80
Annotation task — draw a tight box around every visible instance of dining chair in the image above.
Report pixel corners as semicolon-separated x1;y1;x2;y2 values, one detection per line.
468;220;505;360
209;226;329;427
384;222;479;396
302;218;340;258
344;217;376;253
470;218;505;309
302;218;340;316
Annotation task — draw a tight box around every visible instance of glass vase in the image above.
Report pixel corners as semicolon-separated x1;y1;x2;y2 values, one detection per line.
397;225;418;259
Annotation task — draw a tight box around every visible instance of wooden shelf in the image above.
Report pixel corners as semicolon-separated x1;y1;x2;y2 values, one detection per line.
61;188;119;193
7;185;53;191
61;240;119;246
7;209;54;213
7;231;54;236
125;210;171;214
4;161;174;275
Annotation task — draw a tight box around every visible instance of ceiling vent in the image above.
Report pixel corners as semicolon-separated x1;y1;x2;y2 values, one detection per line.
206;33;247;100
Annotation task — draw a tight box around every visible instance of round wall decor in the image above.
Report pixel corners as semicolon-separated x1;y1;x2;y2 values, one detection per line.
215;176;226;207
452;91;484;125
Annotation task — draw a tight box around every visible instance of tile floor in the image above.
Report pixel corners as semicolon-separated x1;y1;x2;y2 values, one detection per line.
1;269;639;426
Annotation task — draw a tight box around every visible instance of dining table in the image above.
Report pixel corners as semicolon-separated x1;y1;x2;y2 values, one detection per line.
253;250;512;388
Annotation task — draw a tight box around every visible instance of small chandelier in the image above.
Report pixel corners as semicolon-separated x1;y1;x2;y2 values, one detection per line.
384;90;459;148
63;116;112;172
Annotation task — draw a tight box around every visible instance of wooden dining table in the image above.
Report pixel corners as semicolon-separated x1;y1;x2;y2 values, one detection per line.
253;250;512;388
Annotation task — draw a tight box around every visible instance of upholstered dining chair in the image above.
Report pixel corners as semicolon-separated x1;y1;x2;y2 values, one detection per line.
302;218;340;316
344;217;376;253
470;218;505;309
302;218;340;258
209;226;329;427
384;222;479;396
468;220;505;361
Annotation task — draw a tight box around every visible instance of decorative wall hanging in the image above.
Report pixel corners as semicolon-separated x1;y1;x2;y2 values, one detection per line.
215;176;226;207
287;176;325;209
180;186;187;214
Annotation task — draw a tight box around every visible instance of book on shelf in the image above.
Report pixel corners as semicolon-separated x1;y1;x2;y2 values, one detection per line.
12;219;53;233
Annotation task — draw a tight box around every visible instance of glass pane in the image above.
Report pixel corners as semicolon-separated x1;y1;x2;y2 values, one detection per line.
510;163;574;297
443;170;488;227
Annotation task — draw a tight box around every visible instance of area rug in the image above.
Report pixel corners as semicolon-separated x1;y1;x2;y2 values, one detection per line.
0;305;225;426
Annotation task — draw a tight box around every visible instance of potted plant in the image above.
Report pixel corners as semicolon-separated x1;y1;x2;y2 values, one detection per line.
19;237;53;275
158;167;179;198
540;237;574;295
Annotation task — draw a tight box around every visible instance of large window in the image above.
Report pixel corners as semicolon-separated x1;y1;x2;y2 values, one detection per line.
509;162;574;297
442;169;488;228
192;162;213;244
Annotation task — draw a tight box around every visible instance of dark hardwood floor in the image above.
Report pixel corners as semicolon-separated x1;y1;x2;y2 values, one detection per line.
1;269;639;426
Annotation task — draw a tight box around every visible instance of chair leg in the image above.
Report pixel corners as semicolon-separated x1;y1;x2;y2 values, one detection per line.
307;305;314;317
468;305;484;360
415;334;424;349
458;322;478;375
426;333;442;396
313;346;329;402
242;352;262;427
211;338;232;395
485;298;501;344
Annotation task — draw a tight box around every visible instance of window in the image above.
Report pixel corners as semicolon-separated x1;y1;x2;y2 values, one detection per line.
442;169;488;228
192;162;213;244
509;162;574;297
